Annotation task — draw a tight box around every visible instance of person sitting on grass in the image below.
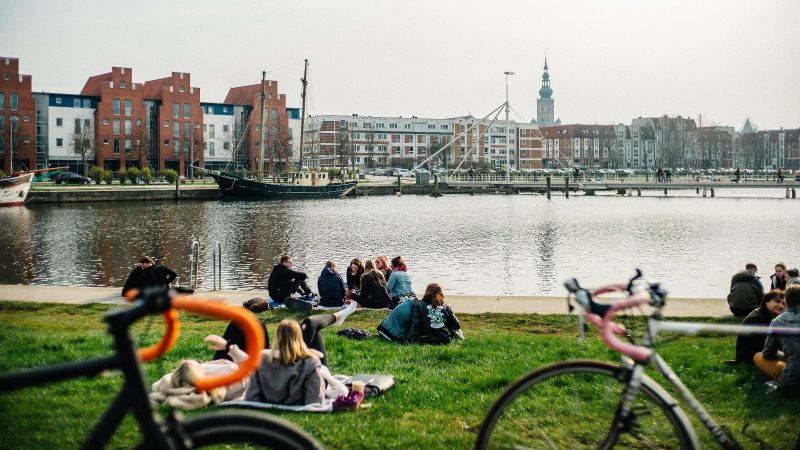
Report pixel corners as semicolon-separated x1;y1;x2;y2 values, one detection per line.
728;268;764;317
212;298;270;361
245;318;349;406
408;283;464;345
733;290;785;364
318;260;347;308
122;255;177;297
346;258;364;298
351;269;392;309
267;255;316;314
754;284;800;393
387;256;415;302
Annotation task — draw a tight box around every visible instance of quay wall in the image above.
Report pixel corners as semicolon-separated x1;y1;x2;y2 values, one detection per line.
27;186;222;203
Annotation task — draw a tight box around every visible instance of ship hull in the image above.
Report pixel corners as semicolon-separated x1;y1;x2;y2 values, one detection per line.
207;171;357;199
0;173;33;207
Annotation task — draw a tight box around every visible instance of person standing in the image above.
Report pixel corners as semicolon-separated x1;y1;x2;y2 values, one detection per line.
267;256;315;313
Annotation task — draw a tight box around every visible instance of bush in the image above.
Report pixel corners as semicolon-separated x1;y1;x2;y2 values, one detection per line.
163;169;178;184
328;169;342;180
88;167;104;184
0;170;6;179
127;167;141;184
102;170;115;184
140;167;153;184
116;168;127;185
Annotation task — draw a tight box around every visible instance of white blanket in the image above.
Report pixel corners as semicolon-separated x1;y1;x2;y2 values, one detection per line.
220;399;333;413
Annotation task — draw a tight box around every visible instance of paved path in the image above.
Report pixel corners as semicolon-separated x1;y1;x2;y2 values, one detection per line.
0;285;731;317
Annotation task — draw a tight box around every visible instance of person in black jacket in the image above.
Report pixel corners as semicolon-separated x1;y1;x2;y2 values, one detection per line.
318;260;347;308
733;290;786;364
728;269;764;317
346;258;364;296
408;283;463;345
267;256;315;306
122;255;177;297
351;270;392;309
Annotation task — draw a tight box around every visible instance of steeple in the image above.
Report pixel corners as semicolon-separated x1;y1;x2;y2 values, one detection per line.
536;55;555;125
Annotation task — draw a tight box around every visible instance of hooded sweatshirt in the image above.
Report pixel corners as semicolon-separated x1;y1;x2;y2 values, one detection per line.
318;267;346;307
728;271;763;316
245;349;325;406
761;307;800;391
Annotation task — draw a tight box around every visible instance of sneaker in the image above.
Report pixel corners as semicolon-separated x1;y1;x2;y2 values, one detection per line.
285;296;313;315
268;299;286;309
765;381;779;392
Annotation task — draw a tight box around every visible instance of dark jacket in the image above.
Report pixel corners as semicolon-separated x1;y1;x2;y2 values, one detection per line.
771;274;787;291
346;266;364;291
123;264;177;296
378;298;416;343
213;320;269;361
727;271;763;317
734;306;772;364
267;264;308;301
408;298;461;345
317;267;346;307
352;277;392;309
762;307;800;392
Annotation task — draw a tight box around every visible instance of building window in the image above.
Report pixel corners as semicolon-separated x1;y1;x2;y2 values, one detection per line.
23;135;30;143
83;99;91;108
103;138;109;145
208;124;215;139
136;119;142;127
223;124;229;133
56;117;63;127
173;122;179;138
120;81;126;89
73;98;80;107
272;108;278;124
125;119;132;135
184;122;190;137
0;92;4;109
125;139;132;154
56;138;63;147
113;119;120;135
84;119;91;129
389;123;397;129
173;140;180;156
184;103;190;118
125;99;132;116
164;139;169;146
74;118;81;133
103;118;109;125
54;96;61;104
113;99;121;115
184;141;190;155
10;93;18;110
114;138;121;154
179;85;185;93
163;120;169;128
223;106;228;113
223;141;229;150
208;141;215;156
173;102;179;118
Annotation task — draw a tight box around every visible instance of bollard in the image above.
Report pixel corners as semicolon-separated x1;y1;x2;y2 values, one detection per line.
703;188;707;197
787;188;791;199
664;188;668;196
711;188;715;197
638;188;642;196
175;174;180;200
565;177;570;198
546;176;551;199
793;188;797;199
696;188;700;194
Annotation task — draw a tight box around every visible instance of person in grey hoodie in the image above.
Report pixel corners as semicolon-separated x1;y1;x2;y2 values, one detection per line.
754;285;800;393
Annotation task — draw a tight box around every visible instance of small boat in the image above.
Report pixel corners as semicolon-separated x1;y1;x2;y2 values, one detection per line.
0;173;34;207
204;169;357;199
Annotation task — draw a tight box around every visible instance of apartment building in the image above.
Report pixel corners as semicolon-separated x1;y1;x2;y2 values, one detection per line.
0;57;36;173
32;92;98;171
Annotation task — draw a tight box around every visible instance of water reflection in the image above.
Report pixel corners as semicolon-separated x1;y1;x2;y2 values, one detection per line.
0;193;797;298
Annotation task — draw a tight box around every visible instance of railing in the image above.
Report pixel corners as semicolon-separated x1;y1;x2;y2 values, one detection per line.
212;241;222;291
189;240;200;290
443;173;797;185
189;239;224;291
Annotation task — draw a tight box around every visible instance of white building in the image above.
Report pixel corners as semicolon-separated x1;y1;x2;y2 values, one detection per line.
201;102;237;171
33;92;97;171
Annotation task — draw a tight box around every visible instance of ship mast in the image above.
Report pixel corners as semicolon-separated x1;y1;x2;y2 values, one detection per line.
258;71;266;179
298;59;308;171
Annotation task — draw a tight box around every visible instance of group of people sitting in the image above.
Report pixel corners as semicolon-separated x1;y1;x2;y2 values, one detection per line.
149;254;463;409
729;262;800;393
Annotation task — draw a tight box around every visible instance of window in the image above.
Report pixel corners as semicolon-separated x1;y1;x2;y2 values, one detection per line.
120;81;126;89
2;73;8;80
272;108;277;124
83;99;91;108
179;86;185;93
102;117;109;125
208;141;216;156
428;124;435;129
223;124;229;133
0;116;3;131
114;138;121;154
56;138;63;147
125;99;132;116
184;122;190;138
113;99;120;115
73;98;80;107
223;141;229;150
173;102;179;118
23;135;30;143
55;96;61;104
103;138;109;145
113;119;120;135
208;124;215;139
184;141;190;155
173;140;180;155
136;119;142;127
56;117;63;127
389;123;397;129
10;93;18;110
173;122;179;138
184;103;190;118
0;93;3;109
125;119;132;135
125;139;132;153
163;120;168;128
403;124;411;129
440;125;448;130
164;139;169;146
74;118;81;133
84;119;91;129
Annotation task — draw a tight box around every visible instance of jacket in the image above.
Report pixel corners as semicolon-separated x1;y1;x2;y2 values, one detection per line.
771;274;787;291
213;320;269;361
378;298;416;343
245;349;325;406
727;271;763;315
387;270;414;297
317;267;346;307
734;306;772;363
761;307;800;391
346;266;364;291
123;264;177;296
267;264;308;301
352;276;392;309
408;298;461;345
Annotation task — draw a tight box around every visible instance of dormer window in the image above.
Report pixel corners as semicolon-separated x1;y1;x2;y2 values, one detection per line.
179;86;185;93
120;81;126;89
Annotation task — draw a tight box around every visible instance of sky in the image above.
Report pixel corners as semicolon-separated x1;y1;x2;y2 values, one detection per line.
2;0;798;130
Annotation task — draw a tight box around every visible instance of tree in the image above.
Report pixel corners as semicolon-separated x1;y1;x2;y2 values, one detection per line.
428;138;453;170
364;123;377;169
272;121;292;173
69;119;96;175
130;123;149;170
190;126;205;179
336;127;350;177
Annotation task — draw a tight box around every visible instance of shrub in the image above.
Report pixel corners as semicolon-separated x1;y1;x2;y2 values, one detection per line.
0;170;6;179
116;168;127;185
140;167;153;184
88;167;104;184
163;169;178;184
102;170;115;184
127;167;141;184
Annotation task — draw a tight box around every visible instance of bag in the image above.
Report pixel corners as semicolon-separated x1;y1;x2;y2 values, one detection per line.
345;374;395;396
337;328;373;340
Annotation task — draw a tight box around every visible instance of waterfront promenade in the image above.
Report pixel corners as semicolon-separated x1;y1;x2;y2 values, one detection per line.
0;284;730;317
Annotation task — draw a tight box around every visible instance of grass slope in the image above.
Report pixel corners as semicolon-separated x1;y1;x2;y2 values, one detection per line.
0;302;797;449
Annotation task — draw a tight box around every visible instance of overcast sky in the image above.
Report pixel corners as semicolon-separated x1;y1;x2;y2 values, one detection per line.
2;0;798;130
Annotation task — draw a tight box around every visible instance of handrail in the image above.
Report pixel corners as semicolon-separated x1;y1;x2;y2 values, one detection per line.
189;240;200;290
212;241;222;291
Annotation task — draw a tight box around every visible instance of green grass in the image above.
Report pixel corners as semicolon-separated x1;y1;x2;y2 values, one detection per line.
0;302;797;449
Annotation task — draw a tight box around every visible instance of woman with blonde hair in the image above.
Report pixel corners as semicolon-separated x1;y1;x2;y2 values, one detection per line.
408;283;464;345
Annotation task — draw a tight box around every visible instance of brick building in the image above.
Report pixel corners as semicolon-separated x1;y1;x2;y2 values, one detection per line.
224;79;288;176
539;124;617;169
697;126;735;169
143;72;203;175
0;57;36;173
737;127;800;170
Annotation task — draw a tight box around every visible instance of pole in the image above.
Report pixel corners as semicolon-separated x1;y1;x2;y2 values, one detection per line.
10;116;17;173
298;59;308;171
504;71;514;181
259;71;267;180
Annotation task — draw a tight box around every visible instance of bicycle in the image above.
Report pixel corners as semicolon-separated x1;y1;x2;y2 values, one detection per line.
0;287;323;449
475;270;800;450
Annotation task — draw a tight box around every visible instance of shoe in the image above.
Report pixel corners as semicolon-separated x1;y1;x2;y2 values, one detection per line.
285;296;313;315
765;381;779;392
268;299;286;309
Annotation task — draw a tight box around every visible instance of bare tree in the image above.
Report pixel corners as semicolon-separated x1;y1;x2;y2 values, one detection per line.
336;127;350;177
272;121;292;172
70;120;96;175
190;126;205;179
364;123;377;170
131;122;149;169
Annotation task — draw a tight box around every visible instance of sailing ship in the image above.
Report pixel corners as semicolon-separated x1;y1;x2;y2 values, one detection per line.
205;60;357;199
0;166;66;207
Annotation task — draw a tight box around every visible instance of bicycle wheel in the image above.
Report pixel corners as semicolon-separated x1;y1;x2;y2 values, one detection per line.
475;360;698;450
164;410;324;449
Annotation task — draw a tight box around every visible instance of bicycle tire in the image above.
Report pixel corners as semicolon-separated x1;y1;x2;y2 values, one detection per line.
475;359;698;450
140;410;325;449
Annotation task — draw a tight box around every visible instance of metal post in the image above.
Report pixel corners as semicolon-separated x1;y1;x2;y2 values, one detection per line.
546;176;551;199
189;240;199;290
710;188;715;197
565;177;569;198
212;241;222;291
793;188;796;199
175;174;180;200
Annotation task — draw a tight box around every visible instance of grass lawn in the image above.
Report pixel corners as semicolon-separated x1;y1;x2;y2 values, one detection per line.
0;301;797;449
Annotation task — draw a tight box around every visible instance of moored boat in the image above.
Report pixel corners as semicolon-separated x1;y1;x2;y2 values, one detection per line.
204;169;357;199
0;173;34;207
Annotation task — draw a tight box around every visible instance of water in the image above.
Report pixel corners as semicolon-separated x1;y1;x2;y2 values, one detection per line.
0;190;797;298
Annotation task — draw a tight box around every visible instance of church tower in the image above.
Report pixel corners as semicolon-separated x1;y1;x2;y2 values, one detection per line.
536;57;555;125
